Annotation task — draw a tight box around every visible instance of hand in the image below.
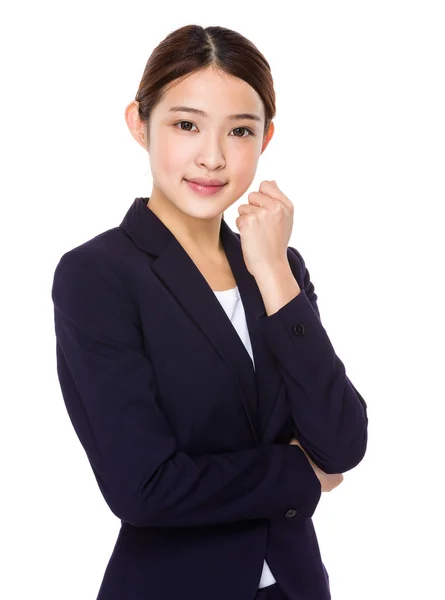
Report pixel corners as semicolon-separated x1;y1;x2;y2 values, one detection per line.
289;437;344;493
235;180;294;277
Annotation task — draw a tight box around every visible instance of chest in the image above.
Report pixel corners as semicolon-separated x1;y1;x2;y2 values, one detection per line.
187;252;237;292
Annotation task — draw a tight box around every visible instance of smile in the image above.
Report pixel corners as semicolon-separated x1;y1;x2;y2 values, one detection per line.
184;180;227;196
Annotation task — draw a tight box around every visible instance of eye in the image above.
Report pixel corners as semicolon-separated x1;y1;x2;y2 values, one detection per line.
174;121;255;138
175;121;196;132
231;127;255;138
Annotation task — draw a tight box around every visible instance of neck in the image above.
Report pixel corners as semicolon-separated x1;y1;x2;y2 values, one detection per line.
146;188;224;259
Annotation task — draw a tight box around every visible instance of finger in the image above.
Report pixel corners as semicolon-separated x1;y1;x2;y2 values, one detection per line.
247;192;278;209
259;180;286;199
238;203;261;215
259;180;293;211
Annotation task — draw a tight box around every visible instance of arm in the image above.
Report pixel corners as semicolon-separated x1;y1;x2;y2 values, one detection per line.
256;246;368;474
289;438;344;493
52;247;322;528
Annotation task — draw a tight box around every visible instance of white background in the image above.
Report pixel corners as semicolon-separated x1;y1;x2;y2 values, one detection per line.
1;1;444;598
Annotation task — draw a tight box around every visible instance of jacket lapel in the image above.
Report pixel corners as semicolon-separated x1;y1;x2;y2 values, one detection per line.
120;197;283;444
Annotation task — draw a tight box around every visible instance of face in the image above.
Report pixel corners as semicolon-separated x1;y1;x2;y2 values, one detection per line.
126;66;274;222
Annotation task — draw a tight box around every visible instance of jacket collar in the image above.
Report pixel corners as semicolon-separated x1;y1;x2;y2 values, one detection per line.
119;197;283;444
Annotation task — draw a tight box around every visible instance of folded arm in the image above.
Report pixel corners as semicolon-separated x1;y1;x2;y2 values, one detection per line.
256;246;368;474
52;247;322;528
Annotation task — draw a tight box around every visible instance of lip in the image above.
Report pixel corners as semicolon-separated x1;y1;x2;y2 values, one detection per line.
186;178;227;186
184;179;227;197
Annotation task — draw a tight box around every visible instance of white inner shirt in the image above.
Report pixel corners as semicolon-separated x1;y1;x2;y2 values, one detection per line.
213;286;276;589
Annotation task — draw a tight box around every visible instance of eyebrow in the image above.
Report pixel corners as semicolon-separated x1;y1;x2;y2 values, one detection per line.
168;105;262;122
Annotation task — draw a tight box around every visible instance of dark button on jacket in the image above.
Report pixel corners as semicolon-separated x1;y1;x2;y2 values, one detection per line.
293;324;305;336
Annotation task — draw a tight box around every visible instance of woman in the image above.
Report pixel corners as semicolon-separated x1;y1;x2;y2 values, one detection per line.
51;24;368;600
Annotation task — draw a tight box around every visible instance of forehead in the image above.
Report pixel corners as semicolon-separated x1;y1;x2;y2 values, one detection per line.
157;68;264;120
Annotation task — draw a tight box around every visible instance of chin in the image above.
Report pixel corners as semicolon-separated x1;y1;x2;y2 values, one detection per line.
182;206;225;220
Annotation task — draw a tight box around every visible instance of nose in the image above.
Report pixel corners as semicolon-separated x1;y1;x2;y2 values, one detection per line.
196;133;226;170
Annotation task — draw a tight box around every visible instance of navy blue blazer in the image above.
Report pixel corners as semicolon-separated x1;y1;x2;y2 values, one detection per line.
51;196;368;600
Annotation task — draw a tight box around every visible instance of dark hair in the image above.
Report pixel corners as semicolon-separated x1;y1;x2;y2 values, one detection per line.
134;24;276;142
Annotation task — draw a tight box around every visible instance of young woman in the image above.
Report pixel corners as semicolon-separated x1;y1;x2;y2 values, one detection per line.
52;24;368;600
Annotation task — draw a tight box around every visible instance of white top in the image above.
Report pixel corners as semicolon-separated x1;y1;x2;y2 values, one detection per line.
212;286;276;589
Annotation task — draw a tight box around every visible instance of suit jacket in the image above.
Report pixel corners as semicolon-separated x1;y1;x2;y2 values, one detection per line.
51;196;368;600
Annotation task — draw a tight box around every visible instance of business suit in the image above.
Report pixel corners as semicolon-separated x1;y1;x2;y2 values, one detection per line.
51;196;368;600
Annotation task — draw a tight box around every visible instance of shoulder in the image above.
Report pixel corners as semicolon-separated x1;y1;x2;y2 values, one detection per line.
285;245;307;291
286;244;306;273
55;226;134;269
52;226;142;292
52;230;138;317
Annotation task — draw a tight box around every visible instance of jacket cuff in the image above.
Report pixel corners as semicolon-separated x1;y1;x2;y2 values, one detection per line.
256;290;336;372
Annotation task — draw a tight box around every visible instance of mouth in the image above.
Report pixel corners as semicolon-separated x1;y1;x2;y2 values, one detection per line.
184;179;227;196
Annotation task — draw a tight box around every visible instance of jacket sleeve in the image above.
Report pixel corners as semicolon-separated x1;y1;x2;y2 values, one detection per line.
51;247;322;528
257;246;368;474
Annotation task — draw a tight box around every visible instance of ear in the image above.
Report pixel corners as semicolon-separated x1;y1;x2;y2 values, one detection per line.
124;101;149;151
260;120;275;155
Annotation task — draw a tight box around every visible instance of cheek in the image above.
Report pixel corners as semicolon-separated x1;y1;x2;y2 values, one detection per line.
150;135;187;177
231;150;258;180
